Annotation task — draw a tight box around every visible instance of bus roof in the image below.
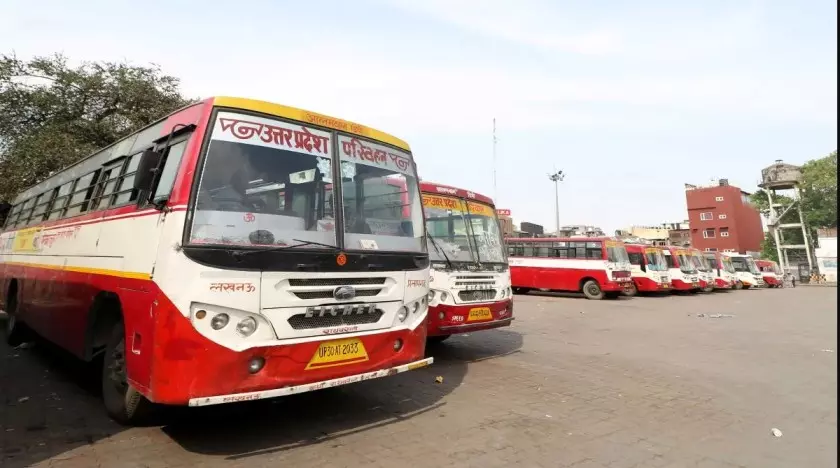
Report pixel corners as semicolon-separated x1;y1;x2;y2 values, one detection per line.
11;96;410;203
419;181;494;205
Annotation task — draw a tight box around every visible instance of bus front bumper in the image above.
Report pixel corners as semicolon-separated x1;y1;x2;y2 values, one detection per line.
188;357;434;407
427;299;514;336
633;276;671;292
671;279;700;291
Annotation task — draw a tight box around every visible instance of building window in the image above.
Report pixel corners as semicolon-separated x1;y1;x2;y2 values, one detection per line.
703;228;715;238
720;228;729;237
705;248;717;251
700;212;713;221
715;196;724;202
723;249;735;252
718;214;727;219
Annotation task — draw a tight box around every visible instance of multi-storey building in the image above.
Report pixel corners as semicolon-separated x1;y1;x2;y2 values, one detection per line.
684;179;763;253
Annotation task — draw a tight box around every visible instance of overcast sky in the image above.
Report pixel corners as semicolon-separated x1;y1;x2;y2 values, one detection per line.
2;0;836;232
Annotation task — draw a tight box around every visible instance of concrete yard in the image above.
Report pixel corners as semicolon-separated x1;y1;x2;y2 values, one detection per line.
1;287;836;468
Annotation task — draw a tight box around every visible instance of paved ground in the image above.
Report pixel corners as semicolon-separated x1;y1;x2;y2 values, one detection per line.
1;287;836;468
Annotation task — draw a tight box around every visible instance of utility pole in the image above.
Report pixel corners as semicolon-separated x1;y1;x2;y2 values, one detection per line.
548;170;564;233
492;118;497;202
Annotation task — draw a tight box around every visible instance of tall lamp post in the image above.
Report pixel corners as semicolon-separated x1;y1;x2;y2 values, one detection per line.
548;170;564;233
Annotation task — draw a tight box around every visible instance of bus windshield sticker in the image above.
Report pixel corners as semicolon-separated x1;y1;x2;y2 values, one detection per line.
213;112;332;157
338;135;414;176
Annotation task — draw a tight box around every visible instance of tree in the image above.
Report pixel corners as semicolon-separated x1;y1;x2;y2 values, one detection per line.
800;151;837;228
0;53;193;201
760;232;779;263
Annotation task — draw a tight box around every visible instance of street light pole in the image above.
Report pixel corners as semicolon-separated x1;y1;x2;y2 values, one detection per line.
548;170;564;233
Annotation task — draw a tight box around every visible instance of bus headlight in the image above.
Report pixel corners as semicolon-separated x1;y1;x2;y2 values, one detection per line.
427;290;435;302
211;313;230;330
397;306;409;322
440;292;448;302
412;301;420;314
236;317;258;337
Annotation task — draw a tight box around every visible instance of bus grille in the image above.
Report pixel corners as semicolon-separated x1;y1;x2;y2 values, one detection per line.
292;289;380;300
289;277;387;286
458;290;497;302
288;305;384;330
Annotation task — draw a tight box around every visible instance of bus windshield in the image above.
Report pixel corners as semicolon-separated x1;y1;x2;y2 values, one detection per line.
746;257;760;274
465;201;505;263
644;248;667;271
730;256;752;273
691;253;710;271
189;112;424;252
721;257;736;273
677;252;697;273
606;243;630;264
423;196;505;263
423;195;476;263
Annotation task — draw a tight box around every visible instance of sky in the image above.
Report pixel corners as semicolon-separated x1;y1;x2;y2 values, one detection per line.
2;0;837;233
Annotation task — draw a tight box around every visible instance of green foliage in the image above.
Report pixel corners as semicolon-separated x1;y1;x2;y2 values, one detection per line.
0;53;193;201
800;151;837;228
760;232;779;263
749;189;798;223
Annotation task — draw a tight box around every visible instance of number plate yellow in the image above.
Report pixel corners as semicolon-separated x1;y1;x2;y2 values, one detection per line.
306;338;369;370
467;307;493;322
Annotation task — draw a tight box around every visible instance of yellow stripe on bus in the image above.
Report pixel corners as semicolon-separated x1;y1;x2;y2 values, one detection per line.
212;97;411;151
2;261;151;280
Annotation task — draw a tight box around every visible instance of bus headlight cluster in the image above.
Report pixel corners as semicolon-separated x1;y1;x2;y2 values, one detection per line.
398;298;427;323
427;290;448;304
191;303;275;345
498;287;512;299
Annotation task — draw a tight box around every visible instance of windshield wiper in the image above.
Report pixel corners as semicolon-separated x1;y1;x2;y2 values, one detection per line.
231;238;340;258
426;233;455;270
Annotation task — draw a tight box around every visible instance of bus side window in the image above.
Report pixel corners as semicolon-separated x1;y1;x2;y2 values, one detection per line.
536;246;549;257
153;140;189;202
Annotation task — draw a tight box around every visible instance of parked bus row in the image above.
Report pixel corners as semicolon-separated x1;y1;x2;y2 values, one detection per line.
504;238;774;298
0;94;780;426
0;96;515;425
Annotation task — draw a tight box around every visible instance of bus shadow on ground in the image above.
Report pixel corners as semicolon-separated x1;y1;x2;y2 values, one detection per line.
162;329;524;460
518;290;633;300
0;314;127;468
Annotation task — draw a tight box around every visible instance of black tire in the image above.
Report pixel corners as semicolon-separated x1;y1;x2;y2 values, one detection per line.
427;335;451;344
622;283;637;297
102;321;153;425
582;280;604;300
4;286;30;347
734;281;743;290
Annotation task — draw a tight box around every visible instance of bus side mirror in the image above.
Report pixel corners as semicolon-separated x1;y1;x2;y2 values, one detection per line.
640;263;646;272
133;150;163;192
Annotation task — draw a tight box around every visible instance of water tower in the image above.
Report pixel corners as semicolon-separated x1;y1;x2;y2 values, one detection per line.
758;160;813;274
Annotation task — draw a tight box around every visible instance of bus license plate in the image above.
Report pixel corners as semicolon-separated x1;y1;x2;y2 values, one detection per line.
306;338;369;370
467;307;493;322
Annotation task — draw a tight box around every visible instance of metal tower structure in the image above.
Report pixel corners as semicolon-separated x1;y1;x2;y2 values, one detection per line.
758;159;814;274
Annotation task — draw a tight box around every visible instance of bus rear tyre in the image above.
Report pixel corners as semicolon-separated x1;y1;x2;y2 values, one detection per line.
4;289;30;347
427;335;451;344
582;280;605;300
102;322;153;426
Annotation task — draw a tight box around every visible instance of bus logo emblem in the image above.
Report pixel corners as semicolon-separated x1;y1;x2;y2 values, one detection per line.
333;286;356;300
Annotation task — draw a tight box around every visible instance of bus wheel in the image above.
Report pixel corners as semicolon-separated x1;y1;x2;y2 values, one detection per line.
622;283;637;297
427;335;451;344
102;321;152;426
4;286;30;347
582;280;605;300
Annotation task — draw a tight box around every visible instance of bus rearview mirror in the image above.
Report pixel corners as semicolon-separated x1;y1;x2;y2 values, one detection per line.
134;150;163;192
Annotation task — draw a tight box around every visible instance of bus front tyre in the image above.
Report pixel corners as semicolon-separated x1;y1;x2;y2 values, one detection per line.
427;335;451;344
582;280;605;300
102;322;153;426
622;283;637;297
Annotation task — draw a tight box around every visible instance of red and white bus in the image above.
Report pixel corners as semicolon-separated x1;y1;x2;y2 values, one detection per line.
662;246;701;292
722;253;765;289
755;260;783;288
505;237;632;299
688;248;716;293
0;97;433;424
420;182;513;343
702;251;737;289
624;244;671;295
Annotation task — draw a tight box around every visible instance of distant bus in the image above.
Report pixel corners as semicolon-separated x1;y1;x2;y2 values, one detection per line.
688;248;716;293
0;96;433;424
624;244;671;295
505;237;632;299
722;252;765;289
755;260;783;288
662;246;701;292
702;251;737;289
420;182;513;343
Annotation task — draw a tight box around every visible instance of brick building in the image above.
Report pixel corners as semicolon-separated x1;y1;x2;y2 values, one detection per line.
684;180;763;253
